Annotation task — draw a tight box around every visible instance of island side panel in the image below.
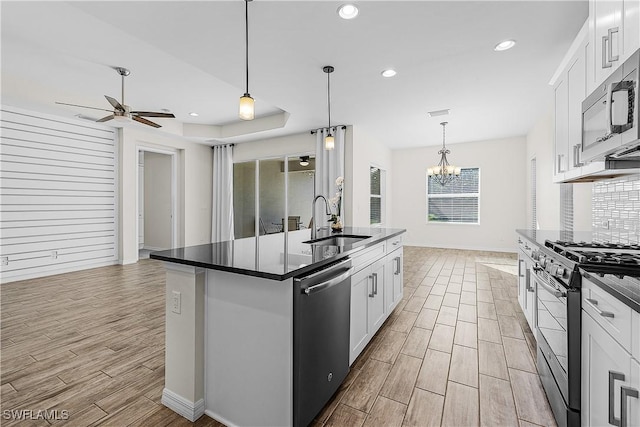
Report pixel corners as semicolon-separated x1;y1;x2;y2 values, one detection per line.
162;263;206;421
205;270;293;427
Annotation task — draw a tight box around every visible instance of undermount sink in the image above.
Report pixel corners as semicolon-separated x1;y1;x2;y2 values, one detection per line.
304;235;371;246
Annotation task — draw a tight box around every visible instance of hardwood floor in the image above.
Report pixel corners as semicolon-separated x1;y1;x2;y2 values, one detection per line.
1;247;556;426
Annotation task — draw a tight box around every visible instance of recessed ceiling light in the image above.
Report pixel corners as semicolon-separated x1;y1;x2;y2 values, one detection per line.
494;39;516;51
428;109;450;117
189;112;199;117
381;69;397;78
338;4;359;20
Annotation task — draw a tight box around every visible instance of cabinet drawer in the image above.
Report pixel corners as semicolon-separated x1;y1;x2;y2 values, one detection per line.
583;278;633;351
351;242;385;272
386;235;403;254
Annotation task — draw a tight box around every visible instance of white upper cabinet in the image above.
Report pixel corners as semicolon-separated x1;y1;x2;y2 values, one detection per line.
552;22;589;183
589;0;640;90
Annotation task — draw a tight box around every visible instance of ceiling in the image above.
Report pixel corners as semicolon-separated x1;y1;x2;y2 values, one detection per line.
1;1;588;149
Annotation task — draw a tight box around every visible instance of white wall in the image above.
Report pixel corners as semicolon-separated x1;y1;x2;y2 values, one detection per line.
525;107;592;232
526;109;560;230
345;126;393;227
119;126;212;264
391;136;527;252
233;132;315;162
144;151;173;250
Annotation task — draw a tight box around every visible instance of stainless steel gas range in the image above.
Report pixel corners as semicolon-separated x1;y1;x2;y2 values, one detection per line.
526;237;640;427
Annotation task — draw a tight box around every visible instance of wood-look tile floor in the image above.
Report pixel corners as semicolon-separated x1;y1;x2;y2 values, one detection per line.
1;247;557;427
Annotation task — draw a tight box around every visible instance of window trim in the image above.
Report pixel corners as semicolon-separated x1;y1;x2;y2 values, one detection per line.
370;165;386;226
426;167;481;225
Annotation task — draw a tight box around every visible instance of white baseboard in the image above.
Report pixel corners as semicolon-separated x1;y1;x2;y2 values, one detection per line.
204;409;239;427
161;388;205;422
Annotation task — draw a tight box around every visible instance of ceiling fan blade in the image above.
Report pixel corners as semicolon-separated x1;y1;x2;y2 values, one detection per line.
96;115;115;123
55;101;113;113
131;111;176;118
132;115;161;128
104;95;124;111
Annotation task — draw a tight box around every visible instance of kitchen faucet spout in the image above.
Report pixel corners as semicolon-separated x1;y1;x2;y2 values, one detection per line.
311;195;332;240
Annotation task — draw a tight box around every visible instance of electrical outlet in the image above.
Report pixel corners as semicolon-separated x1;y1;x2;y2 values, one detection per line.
1;256;8;266
601;220;610;229
171;291;181;314
51;250;58;259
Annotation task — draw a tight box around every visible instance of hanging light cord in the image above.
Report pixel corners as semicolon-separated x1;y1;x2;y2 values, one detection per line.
327;69;332;132
244;0;249;96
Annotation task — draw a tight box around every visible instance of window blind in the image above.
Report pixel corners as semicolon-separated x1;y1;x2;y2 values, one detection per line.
370;167;383;225
427;168;479;224
560;183;573;232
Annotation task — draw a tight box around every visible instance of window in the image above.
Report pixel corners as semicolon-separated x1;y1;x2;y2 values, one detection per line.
370;166;385;225
560;183;573;232
427;168;479;224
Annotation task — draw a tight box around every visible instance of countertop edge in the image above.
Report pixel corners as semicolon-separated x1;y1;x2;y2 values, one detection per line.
150;228;407;281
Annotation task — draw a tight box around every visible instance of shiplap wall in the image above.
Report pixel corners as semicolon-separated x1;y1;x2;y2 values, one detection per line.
0;106;118;283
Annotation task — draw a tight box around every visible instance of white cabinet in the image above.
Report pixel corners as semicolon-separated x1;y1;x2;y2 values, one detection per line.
590;0;640;88
349;235;404;365
581;278;640;427
517;238;536;336
553;22;590;183
384;247;403;314
349;257;386;364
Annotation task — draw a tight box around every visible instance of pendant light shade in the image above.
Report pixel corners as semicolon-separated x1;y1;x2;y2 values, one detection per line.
323;65;335;150
239;0;254;121
239;94;254;121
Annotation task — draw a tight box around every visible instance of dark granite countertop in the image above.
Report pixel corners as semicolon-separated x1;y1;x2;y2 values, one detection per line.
150;227;406;281
516;229;640;312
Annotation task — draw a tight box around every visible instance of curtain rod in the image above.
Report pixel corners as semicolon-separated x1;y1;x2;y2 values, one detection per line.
211;143;235;149
310;125;347;135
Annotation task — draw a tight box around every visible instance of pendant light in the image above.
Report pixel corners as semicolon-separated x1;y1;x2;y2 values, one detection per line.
323;65;335;150
427;122;461;186
239;0;254;120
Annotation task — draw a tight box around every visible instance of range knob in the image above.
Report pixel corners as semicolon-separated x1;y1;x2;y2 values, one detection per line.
555;266;566;278
539;256;547;268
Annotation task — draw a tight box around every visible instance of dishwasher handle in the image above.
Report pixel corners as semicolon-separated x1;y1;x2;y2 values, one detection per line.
303;268;351;295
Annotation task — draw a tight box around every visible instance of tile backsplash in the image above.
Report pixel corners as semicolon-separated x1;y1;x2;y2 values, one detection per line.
592;174;640;244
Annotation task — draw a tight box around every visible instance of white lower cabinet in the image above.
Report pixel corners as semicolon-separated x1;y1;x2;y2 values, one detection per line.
517;248;536;336
582;308;640;426
349;241;404;365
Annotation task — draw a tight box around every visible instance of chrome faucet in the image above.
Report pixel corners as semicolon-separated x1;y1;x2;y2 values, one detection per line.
311;195;332;240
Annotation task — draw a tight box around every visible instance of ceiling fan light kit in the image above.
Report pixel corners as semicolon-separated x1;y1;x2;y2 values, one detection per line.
56;66;175;128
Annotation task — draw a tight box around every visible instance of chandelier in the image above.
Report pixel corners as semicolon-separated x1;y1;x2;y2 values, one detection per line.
427;121;460;186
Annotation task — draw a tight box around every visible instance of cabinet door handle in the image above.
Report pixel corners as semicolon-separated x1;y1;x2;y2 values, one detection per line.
609;371;625;426
620;386;639;427
585;298;615;318
394;257;401;275
368;275;375;298
372;272;378;295
608;27;619;63
603;35;612;68
573;144;583;167
557;154;566;173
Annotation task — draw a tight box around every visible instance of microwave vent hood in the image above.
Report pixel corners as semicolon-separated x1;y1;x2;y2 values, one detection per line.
559;157;640;183
608;140;640;159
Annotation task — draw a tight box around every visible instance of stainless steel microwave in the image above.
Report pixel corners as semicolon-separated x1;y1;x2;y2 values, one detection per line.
582;49;639;162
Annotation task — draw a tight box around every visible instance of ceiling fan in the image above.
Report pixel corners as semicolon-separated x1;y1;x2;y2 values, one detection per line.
56;67;175;128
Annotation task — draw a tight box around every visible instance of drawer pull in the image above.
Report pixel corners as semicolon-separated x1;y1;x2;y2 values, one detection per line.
585;298;615;318
621;386;639;427
609;371;625;426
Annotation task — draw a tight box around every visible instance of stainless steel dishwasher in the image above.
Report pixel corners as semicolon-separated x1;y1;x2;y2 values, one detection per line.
293;257;352;427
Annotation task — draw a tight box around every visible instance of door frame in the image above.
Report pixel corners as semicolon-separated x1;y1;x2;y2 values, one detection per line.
136;145;178;260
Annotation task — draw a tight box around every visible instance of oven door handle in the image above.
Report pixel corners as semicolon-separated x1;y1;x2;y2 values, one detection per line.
536;278;565;298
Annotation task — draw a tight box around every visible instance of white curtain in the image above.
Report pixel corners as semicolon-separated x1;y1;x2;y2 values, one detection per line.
211;144;234;243
315;127;345;228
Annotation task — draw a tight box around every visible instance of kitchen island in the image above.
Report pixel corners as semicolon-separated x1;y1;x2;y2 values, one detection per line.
151;227;405;426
